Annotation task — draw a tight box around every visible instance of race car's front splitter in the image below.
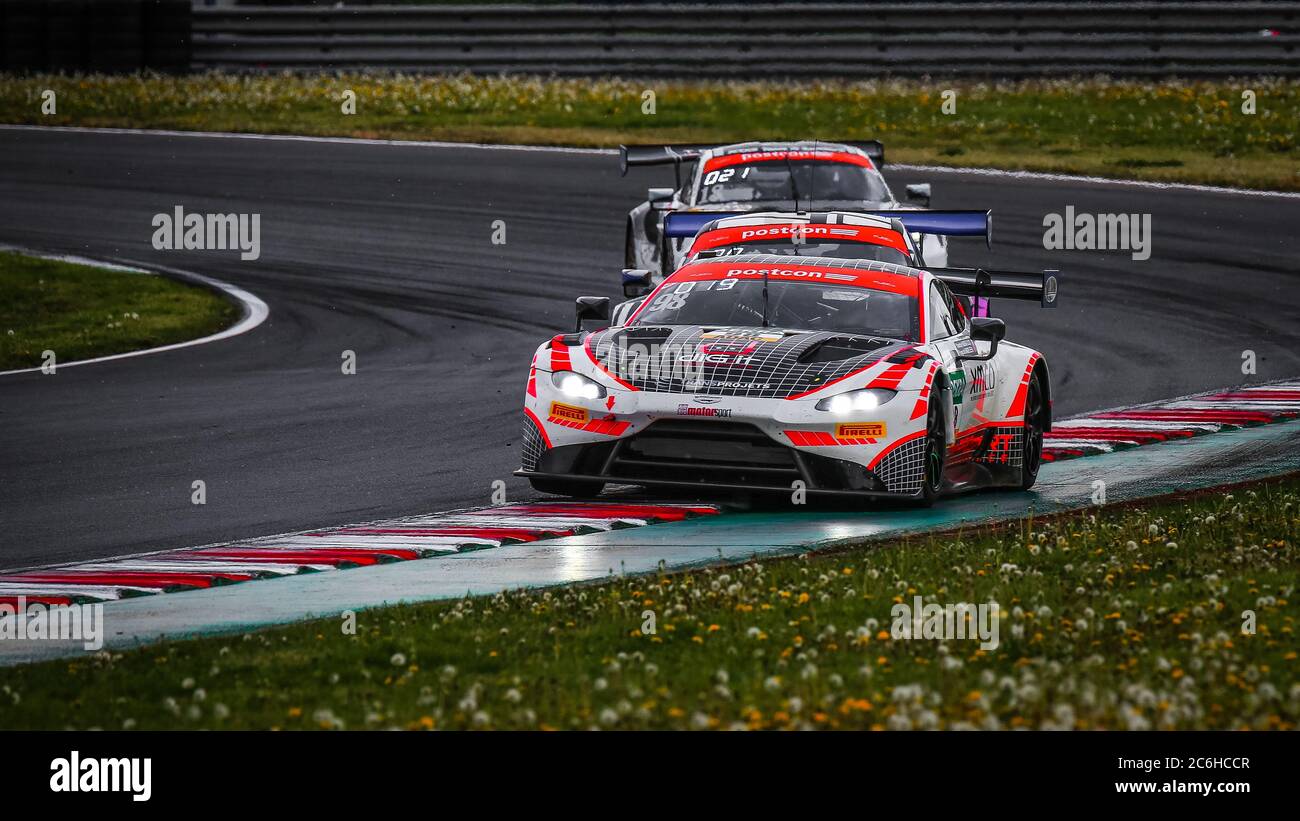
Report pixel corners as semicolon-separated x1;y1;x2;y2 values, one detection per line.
513;468;921;500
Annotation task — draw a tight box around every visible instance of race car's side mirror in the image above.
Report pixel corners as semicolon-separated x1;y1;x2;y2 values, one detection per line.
905;183;931;207
961;317;1006;361
574;296;611;331
648;187;675;210
622;268;654;297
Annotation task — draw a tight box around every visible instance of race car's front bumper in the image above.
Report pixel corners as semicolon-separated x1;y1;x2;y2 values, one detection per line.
516;414;926;499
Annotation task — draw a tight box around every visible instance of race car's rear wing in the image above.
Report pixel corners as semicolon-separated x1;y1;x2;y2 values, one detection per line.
663;209;992;247
620;140;886;175
619;144;715;175
932;267;1061;309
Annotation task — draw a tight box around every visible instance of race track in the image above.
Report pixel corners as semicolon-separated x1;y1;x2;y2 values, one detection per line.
2;127;1299;567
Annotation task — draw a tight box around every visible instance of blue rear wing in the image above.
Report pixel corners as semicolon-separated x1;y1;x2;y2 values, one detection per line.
663;210;992;247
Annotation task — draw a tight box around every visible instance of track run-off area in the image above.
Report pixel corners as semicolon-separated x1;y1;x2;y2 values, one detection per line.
1;126;1299;660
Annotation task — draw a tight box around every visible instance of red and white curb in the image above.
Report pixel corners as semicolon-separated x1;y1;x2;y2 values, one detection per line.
1044;381;1300;462
0;501;720;606
4;381;1296;607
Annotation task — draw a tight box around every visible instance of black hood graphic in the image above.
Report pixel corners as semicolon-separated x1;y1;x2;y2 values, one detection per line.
686;199;894;214
587;325;918;399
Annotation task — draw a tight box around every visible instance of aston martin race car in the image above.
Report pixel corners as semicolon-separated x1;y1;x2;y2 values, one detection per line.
621;140;945;277
516;254;1060;505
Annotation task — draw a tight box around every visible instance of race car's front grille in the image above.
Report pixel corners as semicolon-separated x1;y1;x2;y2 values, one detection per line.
608;420;804;488
874;435;927;494
520;416;546;472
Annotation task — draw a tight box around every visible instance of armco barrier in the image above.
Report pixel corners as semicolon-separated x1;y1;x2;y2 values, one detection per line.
1;2;1295;76
190;2;1298;77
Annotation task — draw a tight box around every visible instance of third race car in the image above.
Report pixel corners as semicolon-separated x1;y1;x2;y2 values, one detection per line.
621;140;945;278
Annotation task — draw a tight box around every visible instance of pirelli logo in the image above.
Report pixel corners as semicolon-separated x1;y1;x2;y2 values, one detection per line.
549;402;588;423
837;422;886;438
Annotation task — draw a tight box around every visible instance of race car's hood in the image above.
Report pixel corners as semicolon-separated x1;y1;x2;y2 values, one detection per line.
586;325;916;399
686;199;896;214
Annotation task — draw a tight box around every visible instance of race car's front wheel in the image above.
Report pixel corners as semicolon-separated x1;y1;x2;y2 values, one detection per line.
529;477;606;498
920;399;947;506
1020;371;1046;490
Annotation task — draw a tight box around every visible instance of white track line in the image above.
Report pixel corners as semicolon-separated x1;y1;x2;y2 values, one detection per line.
4;123;1297;199
0;123;613;156
0;247;269;377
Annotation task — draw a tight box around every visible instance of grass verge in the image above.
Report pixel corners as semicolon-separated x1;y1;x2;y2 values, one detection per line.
2;475;1297;730
2;73;1296;190
0;251;238;370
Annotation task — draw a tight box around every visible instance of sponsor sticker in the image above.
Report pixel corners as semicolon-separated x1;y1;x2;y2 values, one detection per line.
677;404;734;418
685;380;772;390
837;422;886;438
549;402;589;423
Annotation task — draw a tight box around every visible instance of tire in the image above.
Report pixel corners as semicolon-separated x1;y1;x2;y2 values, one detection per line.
919;398;947;506
624;220;637;269
529;477;606;498
1019;370;1046;490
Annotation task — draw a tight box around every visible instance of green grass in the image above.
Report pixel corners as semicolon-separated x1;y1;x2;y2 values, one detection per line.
0;251;238;370
3;476;1297;731
2;73;1296;190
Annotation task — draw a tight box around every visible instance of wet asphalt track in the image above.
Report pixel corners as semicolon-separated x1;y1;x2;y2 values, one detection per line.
1;127;1298;567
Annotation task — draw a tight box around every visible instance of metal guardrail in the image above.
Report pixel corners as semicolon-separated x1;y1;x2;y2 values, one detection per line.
191;2;1300;76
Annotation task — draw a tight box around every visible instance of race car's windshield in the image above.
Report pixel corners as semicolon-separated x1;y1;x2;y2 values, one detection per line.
693;240;910;266
695;160;889;205
632;278;919;341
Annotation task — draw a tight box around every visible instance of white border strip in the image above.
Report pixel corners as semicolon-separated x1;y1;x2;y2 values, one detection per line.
0;246;269;377
5;123;1297;199
0;123;614;156
1060;376;1300;421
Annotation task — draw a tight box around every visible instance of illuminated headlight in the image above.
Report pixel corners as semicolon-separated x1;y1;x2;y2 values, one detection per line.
552;370;606;400
815;388;897;414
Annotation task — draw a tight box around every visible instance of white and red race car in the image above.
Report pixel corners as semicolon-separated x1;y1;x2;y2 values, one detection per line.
517;252;1060;505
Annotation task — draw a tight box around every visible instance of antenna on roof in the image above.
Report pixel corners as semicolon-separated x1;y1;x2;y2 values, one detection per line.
809;139;818;211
